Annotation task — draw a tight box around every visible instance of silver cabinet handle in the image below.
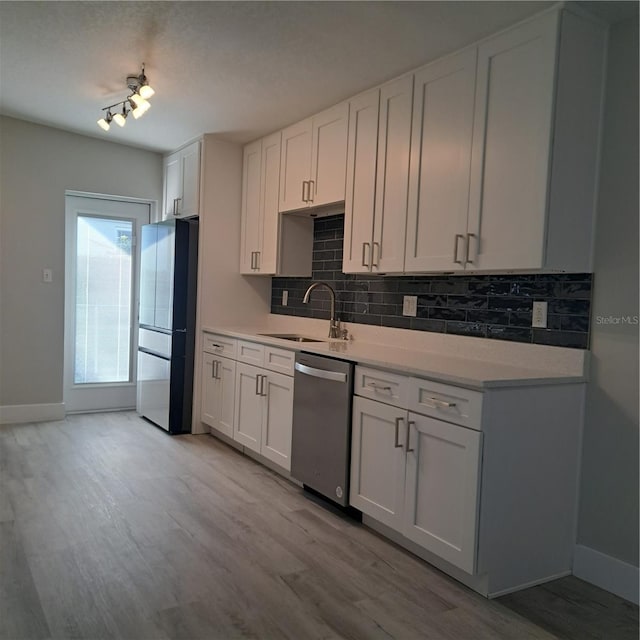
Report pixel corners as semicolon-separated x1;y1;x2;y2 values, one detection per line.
302;181;308;203
394;417;403;448
250;252;254;269
255;374;261;395
454;234;465;264
466;233;476;264
173;197;181;216
308;179;315;203
255;251;260;270
367;382;392;392
423;397;457;409
211;360;216;379
216;361;222;380
361;242;371;268
406;420;415;453
260;374;268;396
372;241;380;268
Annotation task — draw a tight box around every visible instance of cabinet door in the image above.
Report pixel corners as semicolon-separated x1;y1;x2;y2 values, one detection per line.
467;11;559;270
217;356;236;438
349;397;407;531
405;49;476;272
279;119;312;212
179;141;201;218
403;413;482;574
163;151;181;219
258;132;281;274
233;363;263;452
373;75;413;273
239;140;263;274
201;352;220;429
310;103;348;207
261;371;293;470
343;89;379;273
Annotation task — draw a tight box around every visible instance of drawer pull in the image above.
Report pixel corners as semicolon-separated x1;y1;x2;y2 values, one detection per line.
211;343;223;349
394;417;403;448
424;397;457;409
367;382;392;392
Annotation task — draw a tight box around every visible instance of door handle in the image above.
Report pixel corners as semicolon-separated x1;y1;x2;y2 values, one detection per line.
394;417;403;448
454;234;465;264
308;180;315;203
294;362;347;383
302;181;308;203
361;242;371;268
211;360;216;379
406;420;415;453
260;374;268;396
466;233;476;265
372;242;380;268
255;251;260;270
215;360;221;380
255;374;261;395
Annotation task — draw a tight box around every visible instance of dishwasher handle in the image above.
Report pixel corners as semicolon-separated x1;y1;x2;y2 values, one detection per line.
294;362;348;383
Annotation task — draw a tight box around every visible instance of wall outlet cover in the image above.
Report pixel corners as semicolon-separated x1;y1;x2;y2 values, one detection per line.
403;296;418;317
532;300;548;328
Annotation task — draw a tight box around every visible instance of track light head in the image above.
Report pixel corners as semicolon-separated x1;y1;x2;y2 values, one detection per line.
98;64;154;130
97;110;113;131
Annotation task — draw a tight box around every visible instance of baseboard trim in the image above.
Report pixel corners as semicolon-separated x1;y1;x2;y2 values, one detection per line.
0;403;65;424
573;544;639;604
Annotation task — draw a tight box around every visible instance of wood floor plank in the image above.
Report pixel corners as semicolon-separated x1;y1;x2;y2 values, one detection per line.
1;412;636;640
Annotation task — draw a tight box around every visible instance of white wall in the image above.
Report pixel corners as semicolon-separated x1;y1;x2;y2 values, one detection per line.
0;116;162;413
575;17;639;602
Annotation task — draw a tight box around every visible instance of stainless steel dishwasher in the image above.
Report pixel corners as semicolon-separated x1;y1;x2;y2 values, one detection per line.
291;352;354;506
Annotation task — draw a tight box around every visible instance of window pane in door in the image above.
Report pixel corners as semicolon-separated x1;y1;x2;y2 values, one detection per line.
74;215;133;384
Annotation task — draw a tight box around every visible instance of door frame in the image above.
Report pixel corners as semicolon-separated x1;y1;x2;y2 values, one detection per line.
64;191;154;413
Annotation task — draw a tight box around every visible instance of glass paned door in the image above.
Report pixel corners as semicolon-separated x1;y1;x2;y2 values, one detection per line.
64;195;150;413
75;216;134;384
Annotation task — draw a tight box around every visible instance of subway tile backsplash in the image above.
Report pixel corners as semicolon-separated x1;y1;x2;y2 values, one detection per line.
271;214;592;349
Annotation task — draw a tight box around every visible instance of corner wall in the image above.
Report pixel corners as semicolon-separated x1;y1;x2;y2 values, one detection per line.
0;116;163;418
575;17;639;604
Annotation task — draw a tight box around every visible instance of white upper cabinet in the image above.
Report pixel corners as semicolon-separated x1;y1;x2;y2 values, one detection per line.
279;103;348;213
343;76;413;274
343;89;380;273
162;140;201;219
405;49;477;272
466;10;605;272
239;140;263;273
467;12;558;271
240;133;313;276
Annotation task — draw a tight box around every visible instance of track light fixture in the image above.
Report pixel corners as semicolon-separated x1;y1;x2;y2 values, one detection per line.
97;64;155;131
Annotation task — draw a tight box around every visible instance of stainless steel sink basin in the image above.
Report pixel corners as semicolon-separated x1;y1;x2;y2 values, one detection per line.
258;333;324;343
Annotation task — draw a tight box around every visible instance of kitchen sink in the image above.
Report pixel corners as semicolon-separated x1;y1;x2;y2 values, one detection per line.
258;333;325;343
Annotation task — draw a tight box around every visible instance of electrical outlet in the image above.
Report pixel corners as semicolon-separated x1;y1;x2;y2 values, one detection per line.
403;296;418;317
532;301;548;328
282;290;288;306
42;268;53;283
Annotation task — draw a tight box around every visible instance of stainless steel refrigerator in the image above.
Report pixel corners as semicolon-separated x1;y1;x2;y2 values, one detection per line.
136;218;198;434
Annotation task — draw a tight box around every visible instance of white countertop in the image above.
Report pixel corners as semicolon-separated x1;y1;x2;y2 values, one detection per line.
202;325;587;390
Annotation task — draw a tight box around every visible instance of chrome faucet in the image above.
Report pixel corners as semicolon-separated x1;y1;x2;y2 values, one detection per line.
303;281;341;339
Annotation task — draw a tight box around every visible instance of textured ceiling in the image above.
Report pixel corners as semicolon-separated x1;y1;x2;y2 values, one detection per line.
0;1;633;153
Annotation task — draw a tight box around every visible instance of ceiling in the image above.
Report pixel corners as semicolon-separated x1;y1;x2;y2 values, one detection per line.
0;1;636;153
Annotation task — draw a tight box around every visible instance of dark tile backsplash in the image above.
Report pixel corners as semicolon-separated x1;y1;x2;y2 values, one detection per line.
271;214;592;349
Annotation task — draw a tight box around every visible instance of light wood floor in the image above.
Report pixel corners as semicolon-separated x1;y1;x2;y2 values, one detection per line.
1;412;637;640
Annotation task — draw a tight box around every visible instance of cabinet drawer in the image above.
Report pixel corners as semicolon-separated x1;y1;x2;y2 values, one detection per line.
409;378;482;431
354;366;409;409
237;340;265;366
203;333;237;358
263;346;295;376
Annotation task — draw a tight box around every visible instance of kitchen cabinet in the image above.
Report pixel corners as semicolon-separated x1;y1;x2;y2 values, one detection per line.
404;49;477;272
343;76;413;273
201;353;236;438
279;103;349;213
465;10;605;272
350;363;584;597
162;140;201;219
350;372;481;574
202;333;295;472
240;133;313;276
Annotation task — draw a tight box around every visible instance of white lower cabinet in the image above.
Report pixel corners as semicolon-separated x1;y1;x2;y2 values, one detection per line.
201;353;236;438
234;362;293;470
350;394;481;574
